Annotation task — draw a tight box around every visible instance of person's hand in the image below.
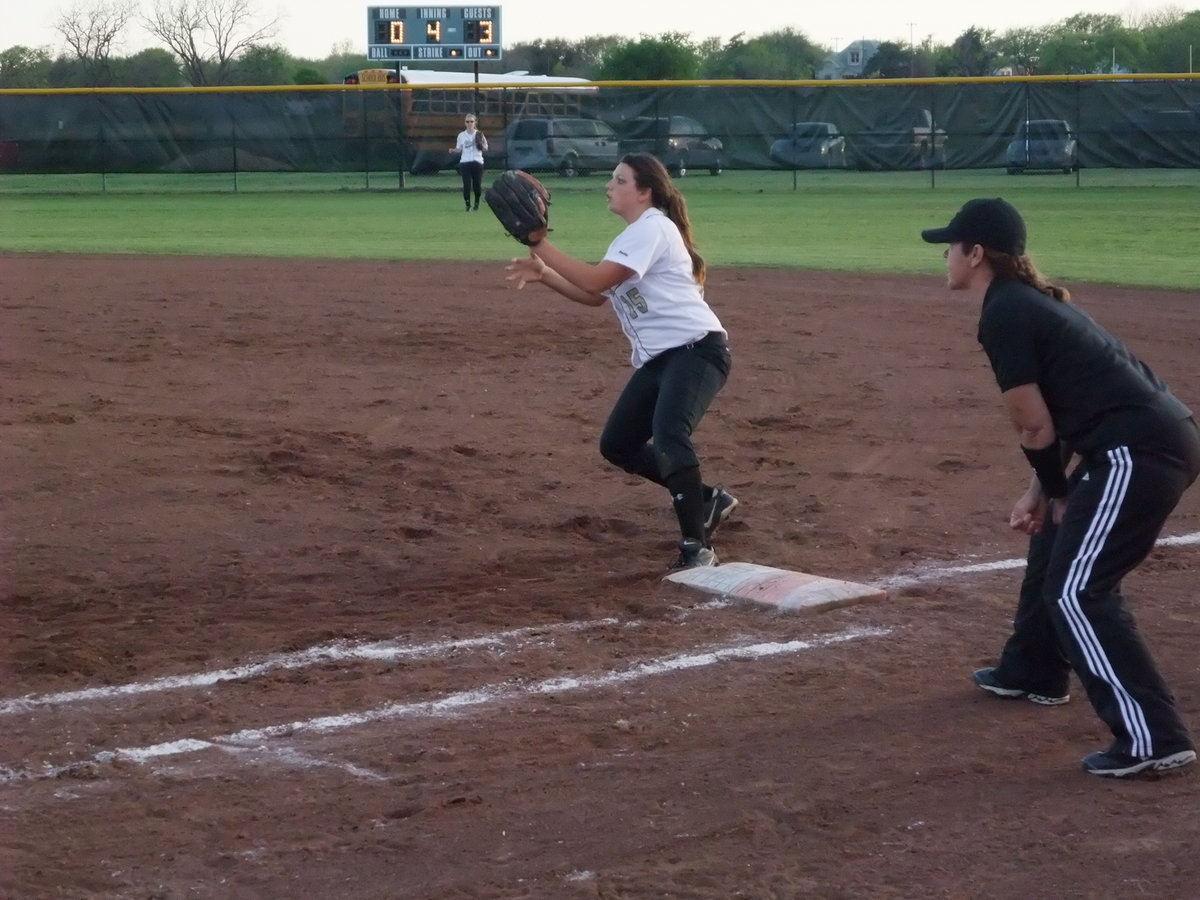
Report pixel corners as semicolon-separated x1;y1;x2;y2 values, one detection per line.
1009;487;1047;535
505;252;547;289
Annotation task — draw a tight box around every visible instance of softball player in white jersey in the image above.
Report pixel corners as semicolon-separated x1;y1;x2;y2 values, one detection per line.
505;153;737;570
451;114;487;211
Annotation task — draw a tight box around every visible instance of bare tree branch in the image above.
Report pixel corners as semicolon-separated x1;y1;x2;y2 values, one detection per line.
55;0;137;83
144;0;278;85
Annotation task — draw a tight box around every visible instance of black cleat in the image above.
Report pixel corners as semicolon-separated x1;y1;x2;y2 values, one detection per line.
1081;746;1196;778
972;667;1069;706
702;486;739;543
669;538;718;570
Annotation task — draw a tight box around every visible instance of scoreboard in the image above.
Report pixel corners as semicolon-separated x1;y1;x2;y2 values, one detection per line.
367;6;503;60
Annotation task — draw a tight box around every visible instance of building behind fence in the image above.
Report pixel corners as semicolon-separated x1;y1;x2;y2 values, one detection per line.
1;74;1197;183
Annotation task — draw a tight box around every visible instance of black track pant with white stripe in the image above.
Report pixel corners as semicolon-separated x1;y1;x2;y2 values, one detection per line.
1041;418;1200;758
994;520;1072;699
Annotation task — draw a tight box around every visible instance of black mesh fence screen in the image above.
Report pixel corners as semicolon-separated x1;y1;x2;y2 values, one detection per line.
1;78;1196;178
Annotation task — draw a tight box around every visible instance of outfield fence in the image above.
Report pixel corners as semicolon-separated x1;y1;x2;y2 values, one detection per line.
1;74;1197;191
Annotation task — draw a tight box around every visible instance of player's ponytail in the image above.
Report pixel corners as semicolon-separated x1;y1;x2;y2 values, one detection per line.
983;249;1070;302
621;153;706;285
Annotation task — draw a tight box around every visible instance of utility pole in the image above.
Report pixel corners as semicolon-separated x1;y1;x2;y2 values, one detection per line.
908;22;916;76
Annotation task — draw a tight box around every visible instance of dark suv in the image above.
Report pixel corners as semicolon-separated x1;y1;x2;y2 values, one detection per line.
617;115;724;176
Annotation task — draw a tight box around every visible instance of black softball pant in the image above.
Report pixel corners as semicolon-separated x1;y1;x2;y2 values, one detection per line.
998;417;1200;758
599;333;731;485
459;161;483;207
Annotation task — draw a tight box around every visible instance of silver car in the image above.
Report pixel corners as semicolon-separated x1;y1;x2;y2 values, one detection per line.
1006;119;1078;174
768;122;848;169
503;117;619;177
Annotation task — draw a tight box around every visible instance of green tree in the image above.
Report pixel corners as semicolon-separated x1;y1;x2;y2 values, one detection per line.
863;40;914;78
595;33;701;80
48;54;92;87
938;27;997;76
502;37;619;77
699;32;744;78
569;35;624;79
1138;8;1200;72
231;43;291;84
113;47;183;85
993;27;1047;74
292;65;325;85
511;38;574;76
701;28;825;79
322;41;376;84
911;39;938;77
1038;13;1145;73
0;45;54;87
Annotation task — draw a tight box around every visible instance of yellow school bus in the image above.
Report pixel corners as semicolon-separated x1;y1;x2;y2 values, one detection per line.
341;67;594;174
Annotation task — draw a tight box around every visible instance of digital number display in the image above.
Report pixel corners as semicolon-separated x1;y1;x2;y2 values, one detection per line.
367;6;503;60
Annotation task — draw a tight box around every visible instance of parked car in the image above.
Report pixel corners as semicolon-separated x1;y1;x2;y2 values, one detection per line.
849;108;947;171
1006;119;1077;174
768;122;848;169
503;117;619;177
617;115;724;176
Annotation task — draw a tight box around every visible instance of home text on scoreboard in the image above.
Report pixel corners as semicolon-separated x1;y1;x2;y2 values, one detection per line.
366;6;503;61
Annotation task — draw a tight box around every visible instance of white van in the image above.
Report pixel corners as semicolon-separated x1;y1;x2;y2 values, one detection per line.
503;117;620;177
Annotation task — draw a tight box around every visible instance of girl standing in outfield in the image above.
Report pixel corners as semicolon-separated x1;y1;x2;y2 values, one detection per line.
504;152;737;570
922;197;1200;778
451;114;487;211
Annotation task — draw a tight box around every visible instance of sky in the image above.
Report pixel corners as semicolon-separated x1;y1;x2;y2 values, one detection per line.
2;0;1177;62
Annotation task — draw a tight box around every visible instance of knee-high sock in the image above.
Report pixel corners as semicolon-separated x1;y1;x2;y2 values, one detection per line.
667;466;706;544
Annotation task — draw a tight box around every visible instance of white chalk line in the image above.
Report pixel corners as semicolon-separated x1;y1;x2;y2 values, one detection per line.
4;627;887;783
869;529;1200;591
3;529;1196;786
6;529;1199;717
0;618;627;717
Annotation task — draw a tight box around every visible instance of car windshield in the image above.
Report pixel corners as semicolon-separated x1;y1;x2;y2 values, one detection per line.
1023;122;1068;140
512;121;546;140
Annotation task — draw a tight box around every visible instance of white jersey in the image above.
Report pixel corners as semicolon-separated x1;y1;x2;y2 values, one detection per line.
602;207;725;368
454;129;486;164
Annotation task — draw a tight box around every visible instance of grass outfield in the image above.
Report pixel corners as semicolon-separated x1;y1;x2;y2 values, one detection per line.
1;169;1197;288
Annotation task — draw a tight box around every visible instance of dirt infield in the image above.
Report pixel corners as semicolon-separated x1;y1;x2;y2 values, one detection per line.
4;254;1200;898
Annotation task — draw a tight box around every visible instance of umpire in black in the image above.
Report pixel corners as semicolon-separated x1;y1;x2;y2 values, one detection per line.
922;197;1200;778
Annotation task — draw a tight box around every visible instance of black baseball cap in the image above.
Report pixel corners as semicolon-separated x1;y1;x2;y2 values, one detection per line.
921;197;1027;255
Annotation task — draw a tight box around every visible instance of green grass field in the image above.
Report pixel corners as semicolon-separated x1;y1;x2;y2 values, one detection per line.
2;169;1197;288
